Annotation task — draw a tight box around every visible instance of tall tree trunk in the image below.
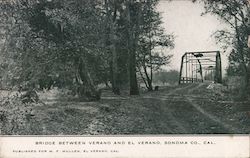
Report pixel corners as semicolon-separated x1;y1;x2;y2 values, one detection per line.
127;1;139;95
77;54;101;101
129;43;139;95
138;65;150;89
148;31;153;91
105;0;120;95
111;22;120;95
147;1;153;91
149;50;153;90
143;64;153;91
111;34;120;95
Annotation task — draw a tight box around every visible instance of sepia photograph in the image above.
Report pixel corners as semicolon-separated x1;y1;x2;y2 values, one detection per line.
0;0;249;137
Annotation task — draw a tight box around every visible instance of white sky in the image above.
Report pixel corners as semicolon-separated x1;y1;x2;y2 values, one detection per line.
157;0;230;73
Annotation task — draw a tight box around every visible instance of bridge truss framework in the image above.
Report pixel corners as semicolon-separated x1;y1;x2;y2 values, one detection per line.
179;51;222;84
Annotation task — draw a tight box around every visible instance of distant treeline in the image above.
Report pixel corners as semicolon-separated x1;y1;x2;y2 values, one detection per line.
154;70;179;85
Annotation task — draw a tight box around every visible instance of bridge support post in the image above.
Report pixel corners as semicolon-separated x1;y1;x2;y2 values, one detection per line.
179;53;186;84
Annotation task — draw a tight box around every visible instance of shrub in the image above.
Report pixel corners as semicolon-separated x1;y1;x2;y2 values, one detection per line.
0;93;37;135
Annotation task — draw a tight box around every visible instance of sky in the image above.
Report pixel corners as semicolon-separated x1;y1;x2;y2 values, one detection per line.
157;0;231;73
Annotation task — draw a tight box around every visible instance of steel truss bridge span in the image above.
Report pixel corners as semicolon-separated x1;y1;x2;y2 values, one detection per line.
179;51;222;84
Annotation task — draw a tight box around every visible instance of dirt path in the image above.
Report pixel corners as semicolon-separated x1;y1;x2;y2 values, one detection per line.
15;83;249;134
97;83;249;134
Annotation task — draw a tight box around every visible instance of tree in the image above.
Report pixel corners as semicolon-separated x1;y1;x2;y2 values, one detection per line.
125;0;140;95
103;0;121;95
198;0;250;98
1;0;106;99
136;0;174;91
0;0;174;98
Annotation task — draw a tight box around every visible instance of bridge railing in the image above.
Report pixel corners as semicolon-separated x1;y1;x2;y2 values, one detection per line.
179;77;203;84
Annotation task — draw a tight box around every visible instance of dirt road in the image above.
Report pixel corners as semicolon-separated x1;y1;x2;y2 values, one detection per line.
23;83;248;135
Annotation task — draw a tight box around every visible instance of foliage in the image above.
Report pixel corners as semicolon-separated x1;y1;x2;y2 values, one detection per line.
136;0;174;90
154;70;179;85
0;0;174;97
198;0;250;98
0;93;41;134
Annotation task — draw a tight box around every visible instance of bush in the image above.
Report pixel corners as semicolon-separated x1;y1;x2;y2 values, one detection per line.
224;75;248;100
0;93;38;134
